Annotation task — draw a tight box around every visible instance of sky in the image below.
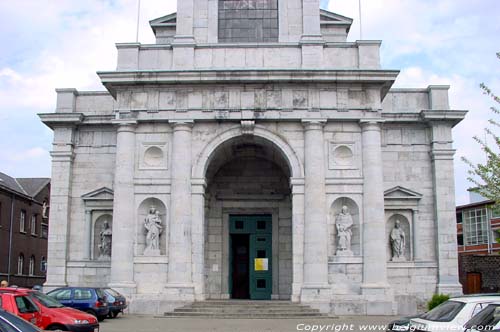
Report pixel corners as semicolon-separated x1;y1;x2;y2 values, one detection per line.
0;0;499;205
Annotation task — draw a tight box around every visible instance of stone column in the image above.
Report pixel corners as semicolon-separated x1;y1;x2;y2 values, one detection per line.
291;178;305;303
301;120;330;307
191;178;206;301
412;210;421;261
430;123;462;295
83;210;92;260
360;121;391;302
109;121;137;295
44;127;75;290
166;121;195;300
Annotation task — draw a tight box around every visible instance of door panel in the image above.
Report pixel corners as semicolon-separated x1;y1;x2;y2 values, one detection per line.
466;272;481;294
229;214;272;300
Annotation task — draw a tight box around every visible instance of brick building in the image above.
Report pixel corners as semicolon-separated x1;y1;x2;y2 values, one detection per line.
456;192;500;294
0;172;50;288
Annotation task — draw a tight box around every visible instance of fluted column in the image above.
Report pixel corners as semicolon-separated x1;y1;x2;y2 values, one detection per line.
301;120;330;305
109;121;137;295
360;121;389;293
166;121;195;300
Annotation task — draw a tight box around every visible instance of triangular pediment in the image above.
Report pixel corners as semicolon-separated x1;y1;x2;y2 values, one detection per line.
82;187;114;201
320;9;353;28
150;13;177;33
384;186;422;200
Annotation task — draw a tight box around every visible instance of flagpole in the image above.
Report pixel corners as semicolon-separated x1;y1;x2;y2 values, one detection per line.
136;0;141;42
358;0;363;39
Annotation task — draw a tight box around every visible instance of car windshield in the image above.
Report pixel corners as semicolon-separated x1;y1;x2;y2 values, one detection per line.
30;291;64;308
96;289;107;299
104;288;121;297
0;309;42;331
464;304;500;330
420;300;466;322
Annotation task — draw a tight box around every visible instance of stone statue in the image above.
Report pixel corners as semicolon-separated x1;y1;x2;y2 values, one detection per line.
42;201;48;219
144;206;163;255
390;220;406;261
335;205;353;256
98;220;112;259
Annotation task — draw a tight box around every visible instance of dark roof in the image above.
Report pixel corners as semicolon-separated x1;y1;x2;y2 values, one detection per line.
456;199;495;211
16;178;50;197
0;172;27;195
0;172;50;200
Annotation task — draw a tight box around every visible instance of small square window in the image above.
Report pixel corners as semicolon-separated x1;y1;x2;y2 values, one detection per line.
257;250;266;258
257;279;266;289
257;220;266;230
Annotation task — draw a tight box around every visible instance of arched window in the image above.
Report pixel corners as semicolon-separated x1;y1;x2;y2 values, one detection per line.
17;254;24;275
29;256;35;276
40;256;47;273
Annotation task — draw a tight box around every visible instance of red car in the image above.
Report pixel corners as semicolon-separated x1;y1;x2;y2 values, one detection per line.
0;290;41;326
1;288;99;332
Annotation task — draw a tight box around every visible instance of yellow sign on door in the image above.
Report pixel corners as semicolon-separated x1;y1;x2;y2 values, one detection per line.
254;258;268;271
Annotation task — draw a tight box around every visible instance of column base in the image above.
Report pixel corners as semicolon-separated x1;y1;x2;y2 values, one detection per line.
361;283;395;315
300;283;331;313
437;283;463;296
164;283;195;302
108;281;137;297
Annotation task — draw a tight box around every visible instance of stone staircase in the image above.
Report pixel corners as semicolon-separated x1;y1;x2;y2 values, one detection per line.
163;300;329;319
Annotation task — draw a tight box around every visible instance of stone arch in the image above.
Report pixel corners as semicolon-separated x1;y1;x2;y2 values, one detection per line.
137;198;167;256
193;125;304;180
329;197;360;257
387;214;411;261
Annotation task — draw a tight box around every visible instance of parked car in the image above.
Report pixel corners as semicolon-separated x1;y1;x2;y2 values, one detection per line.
409;295;500;332
0;289;41;326
47;287;109;322
0;309;46;332
464;303;500;332
102;288;127;318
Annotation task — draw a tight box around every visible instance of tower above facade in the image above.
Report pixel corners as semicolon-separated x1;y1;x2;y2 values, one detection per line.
149;0;352;44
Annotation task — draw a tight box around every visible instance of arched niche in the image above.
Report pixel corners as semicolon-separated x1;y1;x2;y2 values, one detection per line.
93;214;113;260
329;197;360;257
386;214;411;262
137;198;167;256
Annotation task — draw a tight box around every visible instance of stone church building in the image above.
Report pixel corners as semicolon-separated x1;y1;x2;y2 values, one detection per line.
40;0;466;315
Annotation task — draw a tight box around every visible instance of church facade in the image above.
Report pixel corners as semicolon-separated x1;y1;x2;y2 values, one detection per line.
40;0;466;315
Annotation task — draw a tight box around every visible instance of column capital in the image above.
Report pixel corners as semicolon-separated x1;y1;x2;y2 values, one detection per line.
112;120;137;133
302;119;326;130
290;178;305;194
359;119;384;131
170;120;194;131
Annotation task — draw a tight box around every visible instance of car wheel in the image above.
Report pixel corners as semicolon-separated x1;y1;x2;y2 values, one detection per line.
97;315;107;322
85;309;97;317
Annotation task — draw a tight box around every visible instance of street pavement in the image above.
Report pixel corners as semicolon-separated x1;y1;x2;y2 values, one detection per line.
99;315;399;332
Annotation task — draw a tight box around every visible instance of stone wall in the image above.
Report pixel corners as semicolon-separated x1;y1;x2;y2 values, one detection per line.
459;254;500;292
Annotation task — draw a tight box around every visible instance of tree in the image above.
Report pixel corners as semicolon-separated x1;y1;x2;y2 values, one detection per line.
462;52;500;204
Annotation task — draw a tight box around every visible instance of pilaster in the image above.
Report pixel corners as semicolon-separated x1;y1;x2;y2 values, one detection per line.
290;178;305;303
191;178;207;301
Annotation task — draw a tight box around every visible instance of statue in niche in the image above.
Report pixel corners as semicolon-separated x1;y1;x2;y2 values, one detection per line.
144;206;163;255
42;201;48;219
98;220;112;259
390;220;406;261
335;205;354;256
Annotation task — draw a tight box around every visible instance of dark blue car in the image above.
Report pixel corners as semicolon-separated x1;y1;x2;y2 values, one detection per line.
103;288;127;318
47;287;109;321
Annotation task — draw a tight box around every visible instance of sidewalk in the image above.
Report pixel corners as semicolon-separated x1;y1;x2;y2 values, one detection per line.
99;315;399;332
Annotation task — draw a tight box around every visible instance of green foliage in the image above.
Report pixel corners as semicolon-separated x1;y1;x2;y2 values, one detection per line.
462;52;500;203
427;294;450;311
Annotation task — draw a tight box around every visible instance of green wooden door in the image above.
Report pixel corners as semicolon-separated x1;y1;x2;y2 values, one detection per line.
229;215;272;300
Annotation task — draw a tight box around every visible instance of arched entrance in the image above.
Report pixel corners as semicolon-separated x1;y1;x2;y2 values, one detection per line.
201;133;297;300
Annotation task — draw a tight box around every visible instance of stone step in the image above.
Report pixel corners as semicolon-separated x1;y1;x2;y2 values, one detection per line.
164;300;327;319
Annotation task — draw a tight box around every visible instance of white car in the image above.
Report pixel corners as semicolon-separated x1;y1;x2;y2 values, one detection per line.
409;295;500;332
463;303;500;332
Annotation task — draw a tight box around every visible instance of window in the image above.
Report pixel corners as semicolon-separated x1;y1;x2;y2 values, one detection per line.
456;211;463;224
463;208;489;246
29;256;35;276
17;254;24;275
15;296;38;313
41;223;48;238
20;210;26;233
74;289;92;300
457;234;464;246
50;289;71;301
31;215;37;235
218;0;279;43
40;256;47;273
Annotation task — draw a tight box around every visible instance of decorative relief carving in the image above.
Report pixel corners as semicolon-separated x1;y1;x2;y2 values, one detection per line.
329;142;358;170
139;143;168;170
241;120;255;136
293;90;308;108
